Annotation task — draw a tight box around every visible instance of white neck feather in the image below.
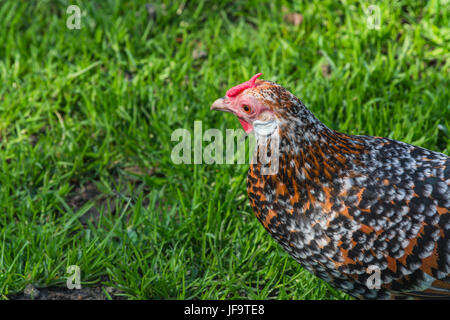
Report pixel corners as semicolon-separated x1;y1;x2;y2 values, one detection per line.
253;119;278;136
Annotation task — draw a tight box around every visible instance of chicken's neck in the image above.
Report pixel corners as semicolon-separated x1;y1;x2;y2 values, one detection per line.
250;99;365;189
247;102;368;237
273;102;366;184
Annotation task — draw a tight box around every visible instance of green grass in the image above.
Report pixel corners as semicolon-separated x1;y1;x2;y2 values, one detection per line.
0;0;448;300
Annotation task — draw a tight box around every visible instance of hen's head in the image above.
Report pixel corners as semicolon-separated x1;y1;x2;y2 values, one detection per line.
211;73;305;135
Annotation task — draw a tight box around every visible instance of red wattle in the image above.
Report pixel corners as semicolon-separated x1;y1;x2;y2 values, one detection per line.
238;118;253;133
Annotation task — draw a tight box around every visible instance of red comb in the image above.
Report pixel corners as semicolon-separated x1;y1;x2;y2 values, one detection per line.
226;73;262;98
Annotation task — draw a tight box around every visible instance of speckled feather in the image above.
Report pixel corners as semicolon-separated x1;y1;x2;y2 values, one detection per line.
241;79;450;299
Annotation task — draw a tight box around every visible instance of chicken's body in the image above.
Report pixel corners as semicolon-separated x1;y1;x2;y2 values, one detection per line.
212;74;450;299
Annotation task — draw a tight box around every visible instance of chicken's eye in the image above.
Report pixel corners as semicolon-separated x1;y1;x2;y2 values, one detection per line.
242;105;252;113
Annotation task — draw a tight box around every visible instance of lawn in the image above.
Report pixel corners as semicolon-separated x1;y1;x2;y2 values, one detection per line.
0;0;448;299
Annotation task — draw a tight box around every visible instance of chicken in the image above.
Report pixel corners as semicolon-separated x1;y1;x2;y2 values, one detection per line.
211;73;450;299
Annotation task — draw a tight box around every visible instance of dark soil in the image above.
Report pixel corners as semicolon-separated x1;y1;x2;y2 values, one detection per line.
9;284;125;300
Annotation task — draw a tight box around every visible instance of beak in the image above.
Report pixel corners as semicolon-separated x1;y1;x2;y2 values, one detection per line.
211;97;232;113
